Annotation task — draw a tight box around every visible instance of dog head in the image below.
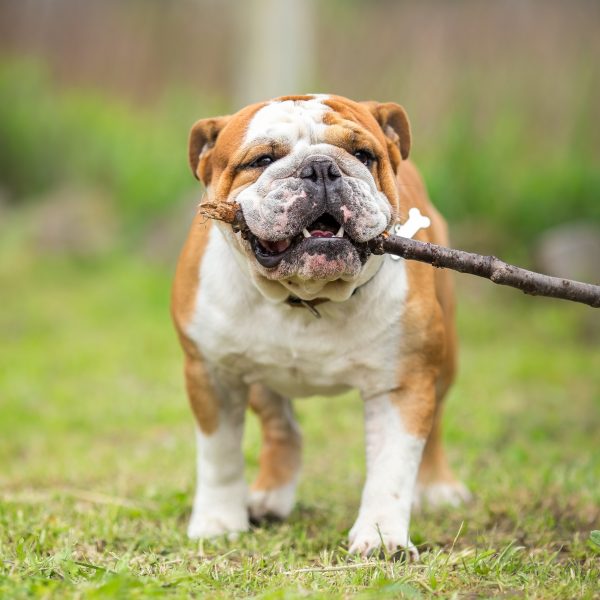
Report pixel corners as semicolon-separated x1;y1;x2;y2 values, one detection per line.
189;94;411;302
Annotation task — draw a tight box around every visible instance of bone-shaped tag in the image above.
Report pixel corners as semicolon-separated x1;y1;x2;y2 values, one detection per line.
391;207;431;261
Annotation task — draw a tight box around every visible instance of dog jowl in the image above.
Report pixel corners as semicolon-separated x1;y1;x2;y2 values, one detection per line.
171;94;470;558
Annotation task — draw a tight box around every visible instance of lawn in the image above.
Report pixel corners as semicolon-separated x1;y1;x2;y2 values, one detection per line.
1;243;599;598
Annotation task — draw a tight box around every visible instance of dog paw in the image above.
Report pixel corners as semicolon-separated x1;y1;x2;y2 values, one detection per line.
412;481;472;511
348;516;418;560
248;480;297;522
187;506;249;540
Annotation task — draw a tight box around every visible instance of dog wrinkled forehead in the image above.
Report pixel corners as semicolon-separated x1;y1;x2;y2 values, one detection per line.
244;94;331;146
188;94;411;192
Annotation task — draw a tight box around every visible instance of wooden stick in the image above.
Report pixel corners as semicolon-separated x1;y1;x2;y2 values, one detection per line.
369;234;600;308
281;562;381;575
198;201;600;308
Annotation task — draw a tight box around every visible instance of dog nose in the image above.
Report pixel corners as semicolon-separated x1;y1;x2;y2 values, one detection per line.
300;157;341;184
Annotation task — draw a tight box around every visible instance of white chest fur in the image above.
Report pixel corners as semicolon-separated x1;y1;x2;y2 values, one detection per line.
185;228;410;399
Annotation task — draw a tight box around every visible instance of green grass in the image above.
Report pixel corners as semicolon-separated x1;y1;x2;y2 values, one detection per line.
0;229;599;598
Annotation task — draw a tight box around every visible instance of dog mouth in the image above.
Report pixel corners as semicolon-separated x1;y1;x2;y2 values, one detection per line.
250;212;350;268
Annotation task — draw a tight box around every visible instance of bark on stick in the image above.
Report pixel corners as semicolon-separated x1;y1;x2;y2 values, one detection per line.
198;201;600;308
370;234;600;308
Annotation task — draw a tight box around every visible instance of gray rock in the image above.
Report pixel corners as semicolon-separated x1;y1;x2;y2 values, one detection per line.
533;222;600;284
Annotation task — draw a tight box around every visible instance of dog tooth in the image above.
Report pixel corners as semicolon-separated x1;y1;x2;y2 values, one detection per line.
335;225;344;238
303;228;311;238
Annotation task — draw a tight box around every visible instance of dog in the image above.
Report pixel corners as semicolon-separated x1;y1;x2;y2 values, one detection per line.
171;94;470;557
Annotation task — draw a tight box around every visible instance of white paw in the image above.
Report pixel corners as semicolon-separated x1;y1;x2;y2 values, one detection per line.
413;481;472;511
248;480;297;521
187;506;249;539
348;515;418;560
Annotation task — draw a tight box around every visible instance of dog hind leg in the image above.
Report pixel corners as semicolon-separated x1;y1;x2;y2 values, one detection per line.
248;385;302;522
413;265;471;510
413;399;471;510
413;338;471;510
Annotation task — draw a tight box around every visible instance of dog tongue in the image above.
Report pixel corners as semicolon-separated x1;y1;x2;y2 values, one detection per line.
310;230;334;238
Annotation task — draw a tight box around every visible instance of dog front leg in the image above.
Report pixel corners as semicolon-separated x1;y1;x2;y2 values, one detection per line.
185;356;249;539
349;378;435;558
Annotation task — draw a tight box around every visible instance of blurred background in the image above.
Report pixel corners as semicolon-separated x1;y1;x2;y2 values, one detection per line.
1;1;599;579
1;0;600;266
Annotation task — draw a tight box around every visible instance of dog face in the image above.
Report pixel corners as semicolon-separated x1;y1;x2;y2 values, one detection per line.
189;95;411;301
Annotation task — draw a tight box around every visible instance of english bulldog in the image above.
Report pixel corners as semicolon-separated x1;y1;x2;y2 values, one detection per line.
171;94;470;557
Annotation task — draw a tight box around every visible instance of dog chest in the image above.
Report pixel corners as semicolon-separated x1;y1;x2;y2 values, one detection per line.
187;245;409;399
192;301;402;398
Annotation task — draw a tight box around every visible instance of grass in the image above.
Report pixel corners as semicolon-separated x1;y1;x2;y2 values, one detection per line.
0;225;599;599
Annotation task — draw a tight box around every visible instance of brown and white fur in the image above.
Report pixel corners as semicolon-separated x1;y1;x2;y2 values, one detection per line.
171;94;470;558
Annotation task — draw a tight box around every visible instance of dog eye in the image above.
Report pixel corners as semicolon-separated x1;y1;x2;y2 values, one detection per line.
248;155;274;169
354;150;375;168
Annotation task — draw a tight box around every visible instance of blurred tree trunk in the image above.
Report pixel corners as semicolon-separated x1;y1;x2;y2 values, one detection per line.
233;0;315;109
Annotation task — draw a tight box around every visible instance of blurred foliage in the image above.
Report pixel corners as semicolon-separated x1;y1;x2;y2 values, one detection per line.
0;60;205;233
417;93;600;246
1;58;599;250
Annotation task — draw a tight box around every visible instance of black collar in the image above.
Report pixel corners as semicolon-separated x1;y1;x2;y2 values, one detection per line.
284;275;373;319
285;296;328;318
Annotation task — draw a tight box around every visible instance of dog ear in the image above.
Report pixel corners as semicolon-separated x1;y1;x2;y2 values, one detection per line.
188;116;231;183
361;101;411;161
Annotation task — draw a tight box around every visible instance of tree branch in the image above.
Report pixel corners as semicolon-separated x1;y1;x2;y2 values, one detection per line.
198;201;600;308
369;234;600;308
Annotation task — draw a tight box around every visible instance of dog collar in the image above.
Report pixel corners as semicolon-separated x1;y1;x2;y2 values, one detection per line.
284;279;368;319
285;295;328;318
